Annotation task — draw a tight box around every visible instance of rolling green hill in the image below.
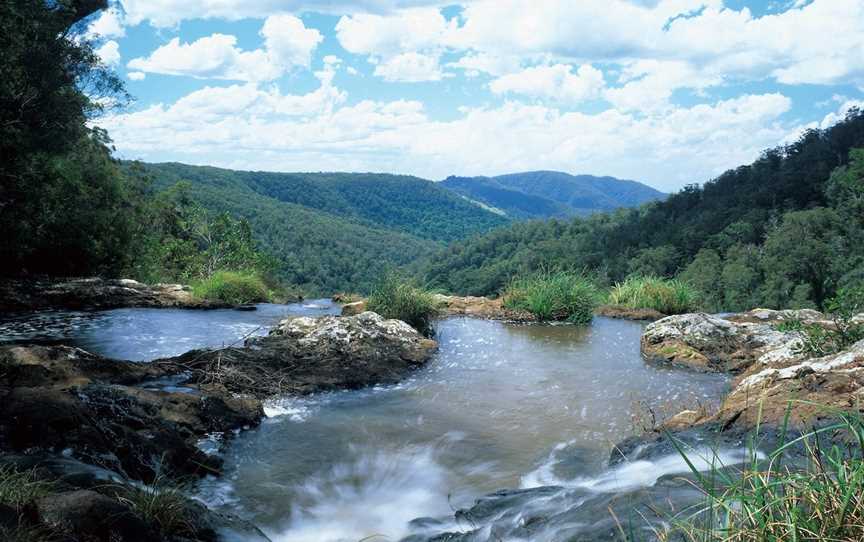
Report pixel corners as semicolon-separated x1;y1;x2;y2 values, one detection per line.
440;171;665;219
131;163;509;294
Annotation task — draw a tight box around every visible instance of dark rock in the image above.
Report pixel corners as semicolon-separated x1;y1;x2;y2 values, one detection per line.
0;277;229;312
37;490;156;541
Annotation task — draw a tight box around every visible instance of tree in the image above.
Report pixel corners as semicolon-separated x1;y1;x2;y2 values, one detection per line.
0;0;131;276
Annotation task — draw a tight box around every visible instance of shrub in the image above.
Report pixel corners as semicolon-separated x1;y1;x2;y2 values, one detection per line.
502;271;601;324
366;274;440;335
608;276;698;315
114;473;195;538
191;271;270;304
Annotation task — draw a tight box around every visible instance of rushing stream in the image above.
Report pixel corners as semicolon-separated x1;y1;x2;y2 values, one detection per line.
0;302;734;541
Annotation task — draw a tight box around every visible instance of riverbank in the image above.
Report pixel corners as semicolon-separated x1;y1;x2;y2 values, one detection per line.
0;311;437;541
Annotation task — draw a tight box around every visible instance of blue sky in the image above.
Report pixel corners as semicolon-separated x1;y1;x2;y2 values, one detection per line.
86;0;864;192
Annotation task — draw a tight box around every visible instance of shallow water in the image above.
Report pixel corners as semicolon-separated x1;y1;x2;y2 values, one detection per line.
1;304;733;540
196;316;730;541
0;300;339;360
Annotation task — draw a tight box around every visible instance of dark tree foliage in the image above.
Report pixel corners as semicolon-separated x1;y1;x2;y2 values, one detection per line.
424;109;864;310
0;0;132;276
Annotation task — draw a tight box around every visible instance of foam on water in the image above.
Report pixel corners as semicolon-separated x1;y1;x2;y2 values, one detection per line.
268;447;454;542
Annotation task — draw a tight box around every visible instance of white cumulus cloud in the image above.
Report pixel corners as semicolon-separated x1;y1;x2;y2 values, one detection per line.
490;64;605;103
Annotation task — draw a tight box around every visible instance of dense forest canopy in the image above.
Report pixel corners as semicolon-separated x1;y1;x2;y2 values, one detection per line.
424;109;864;312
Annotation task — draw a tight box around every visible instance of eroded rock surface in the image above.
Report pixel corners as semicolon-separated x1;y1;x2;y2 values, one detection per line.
642;309;864;429
165;311;438;396
0;277;229;312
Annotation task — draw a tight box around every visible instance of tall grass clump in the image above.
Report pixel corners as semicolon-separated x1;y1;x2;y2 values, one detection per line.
608;276;698;315
366;274;440;335
657;407;864;542
191;270;270;304
0;465;56;510
502;271;601;324
114;474;196;538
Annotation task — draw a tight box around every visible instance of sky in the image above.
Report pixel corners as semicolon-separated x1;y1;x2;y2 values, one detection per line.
85;0;864;192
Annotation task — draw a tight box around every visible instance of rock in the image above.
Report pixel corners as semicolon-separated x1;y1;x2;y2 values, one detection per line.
715;338;864;430
641;311;805;373
340;300;367;316
0;345;261;483
662;409;708;430
433;294;534;321
37;490;155;541
596;304;666;321
166;312;438;397
0;277;229;312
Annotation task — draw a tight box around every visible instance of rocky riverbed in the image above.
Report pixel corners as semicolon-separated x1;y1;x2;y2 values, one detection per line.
0;311;437;541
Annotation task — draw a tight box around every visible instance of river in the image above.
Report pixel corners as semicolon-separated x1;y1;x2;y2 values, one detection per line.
0;301;733;541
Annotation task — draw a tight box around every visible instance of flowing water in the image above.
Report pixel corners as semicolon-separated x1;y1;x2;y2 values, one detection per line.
0;302;735;541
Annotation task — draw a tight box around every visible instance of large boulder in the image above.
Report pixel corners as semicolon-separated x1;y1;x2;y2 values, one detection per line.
167;311;438;396
641;311;815;373
37;490;155;542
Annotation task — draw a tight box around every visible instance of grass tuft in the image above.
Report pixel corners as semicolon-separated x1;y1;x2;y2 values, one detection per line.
0;465;56;510
609;276;698;315
652;408;864;542
191;270;270;304
113;473;196;538
502;271;601;324
366;273;440;336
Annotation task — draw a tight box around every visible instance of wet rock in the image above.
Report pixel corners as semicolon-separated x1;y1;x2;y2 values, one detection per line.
340;300;367;316
0;345;261;483
433;294;535;321
166;311;438;397
0;277;228;312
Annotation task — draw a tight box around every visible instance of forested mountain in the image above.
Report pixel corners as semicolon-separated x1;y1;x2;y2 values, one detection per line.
424;109;864;312
439;171;665;219
139;163;508;243
129;163;511;293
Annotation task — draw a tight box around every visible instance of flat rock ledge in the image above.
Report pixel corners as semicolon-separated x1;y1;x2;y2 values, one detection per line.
434;294;535;321
641;308;864;430
0;277;229;312
0;311;436;541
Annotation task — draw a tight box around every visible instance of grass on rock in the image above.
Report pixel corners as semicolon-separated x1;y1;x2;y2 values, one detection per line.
366;273;440;335
502;271;601;324
608;276;698;315
191;270;270;304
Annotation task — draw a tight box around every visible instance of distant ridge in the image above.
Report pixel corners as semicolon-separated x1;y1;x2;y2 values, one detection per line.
440;170;665;219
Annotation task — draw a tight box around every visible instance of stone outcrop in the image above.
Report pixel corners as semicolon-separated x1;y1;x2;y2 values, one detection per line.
340;299;367;316
165;311;438;396
641;308;864;429
0;277;231;312
433;294;535;321
0;311;436;541
596;304;666;321
640;309;824;373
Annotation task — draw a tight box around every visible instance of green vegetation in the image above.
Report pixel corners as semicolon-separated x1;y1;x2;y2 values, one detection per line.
424;111;864;314
366;274;440;335
0;465;56;510
114;473;195;538
662;410;864;542
608;276;698;315
794;286;864;357
502;271;600;324
191;271;270;304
